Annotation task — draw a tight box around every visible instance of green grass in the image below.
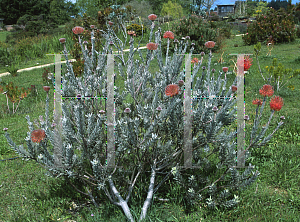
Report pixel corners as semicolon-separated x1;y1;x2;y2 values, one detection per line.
0;30;9;42
0;22;300;221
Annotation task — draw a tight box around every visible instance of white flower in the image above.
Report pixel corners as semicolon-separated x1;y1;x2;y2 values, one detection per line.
85;113;93;118
91;159;98;165
38;154;43;159
207;196;213;202
152;133;158;139
171;167;177;176
66;144;72;149
234;194;240;203
189;175;195;181
188;188;194;193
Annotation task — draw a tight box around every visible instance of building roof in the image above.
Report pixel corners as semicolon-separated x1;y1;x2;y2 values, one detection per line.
216;4;235;6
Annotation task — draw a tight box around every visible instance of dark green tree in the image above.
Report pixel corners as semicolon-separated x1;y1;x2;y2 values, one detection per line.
0;0;79;25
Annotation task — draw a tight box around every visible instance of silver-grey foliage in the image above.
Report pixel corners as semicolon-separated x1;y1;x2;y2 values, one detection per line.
4;15;284;221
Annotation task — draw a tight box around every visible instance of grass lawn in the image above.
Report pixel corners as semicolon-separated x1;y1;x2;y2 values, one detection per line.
0;20;300;221
0;30;9;42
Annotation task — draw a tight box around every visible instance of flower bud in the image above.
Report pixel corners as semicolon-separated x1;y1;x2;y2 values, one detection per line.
90;25;95;29
222;67;228;73
280;116;285;120
43;86;50;92
59;38;66;43
244;115;249;120
212;106;218;112
211;69;215;73
3;128;8;131
231;85;237;92
156;106;162;111
202;66;206;70
178;80;184;87
201;52;205;56
99;110;105;114
124;108;131;113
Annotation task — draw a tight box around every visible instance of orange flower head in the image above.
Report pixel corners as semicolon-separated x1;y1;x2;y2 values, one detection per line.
231;85;237;92
43;86;50;92
72;26;84;35
31;129;46;143
191;57;199;64
222;67;228;72
163;31;174;39
270;96;283;111
165;84;180;97
259;84;274;97
244;55;253;71
146;42;158;50
252;98;263;106
148;14;157;21
205;41;215;48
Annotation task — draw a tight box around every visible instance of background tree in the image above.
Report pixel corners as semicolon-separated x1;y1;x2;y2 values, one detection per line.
75;0;130;18
251;1;271;17
202;0;217;15
160;1;184;19
121;0;154;24
267;0;289;11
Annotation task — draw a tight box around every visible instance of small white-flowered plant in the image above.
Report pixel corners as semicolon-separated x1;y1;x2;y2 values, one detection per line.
171;167;177;176
188;188;194;193
38;154;43;159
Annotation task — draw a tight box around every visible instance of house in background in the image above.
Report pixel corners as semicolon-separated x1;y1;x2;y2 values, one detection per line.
216;1;247;18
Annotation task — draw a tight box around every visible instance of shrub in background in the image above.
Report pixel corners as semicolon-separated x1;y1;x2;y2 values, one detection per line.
0;81;31;114
160;0;184;20
121;0;154;27
126;23;147;36
243;7;297;45
162;15;228;55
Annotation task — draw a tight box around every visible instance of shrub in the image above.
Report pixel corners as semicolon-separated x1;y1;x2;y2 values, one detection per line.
243;7;297;45
296;24;300;38
162;15;224;55
126;23;147;36
160;0;184;20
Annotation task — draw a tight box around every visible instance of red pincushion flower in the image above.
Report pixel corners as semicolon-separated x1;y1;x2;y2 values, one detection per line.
231;85;237;92
205;41;215;48
59;38;66;43
72;26;84;35
244;55;253;71
270;96;283;111
43;86;50;92
259;84;274;97
191;57;199;64
31;129;46;143
222;67;228;72
148;14;157;21
165;84;180;97
146;42;158;50
163;31;174;40
252;98;263;106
